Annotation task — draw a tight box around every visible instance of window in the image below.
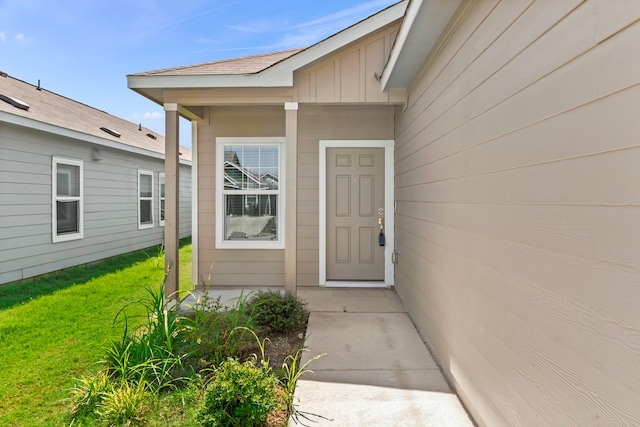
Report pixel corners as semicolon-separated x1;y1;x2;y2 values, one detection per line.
52;157;83;242
159;173;165;226
138;170;154;229
216;137;285;249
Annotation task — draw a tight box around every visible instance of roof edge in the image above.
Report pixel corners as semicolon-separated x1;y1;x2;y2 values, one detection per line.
380;0;465;90
0;111;192;165
380;0;422;90
128;1;407;91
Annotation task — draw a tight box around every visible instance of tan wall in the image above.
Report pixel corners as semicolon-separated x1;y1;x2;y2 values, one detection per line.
294;22;405;104
394;1;640;426
197;104;394;287
197;106;286;286
297;105;395;285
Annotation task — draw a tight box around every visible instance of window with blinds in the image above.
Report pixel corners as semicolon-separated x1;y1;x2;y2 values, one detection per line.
216;137;285;249
52;157;83;242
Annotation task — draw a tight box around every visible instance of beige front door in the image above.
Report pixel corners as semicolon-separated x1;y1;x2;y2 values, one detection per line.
326;147;385;281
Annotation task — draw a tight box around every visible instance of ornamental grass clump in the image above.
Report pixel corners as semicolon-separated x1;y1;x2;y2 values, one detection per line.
102;280;186;390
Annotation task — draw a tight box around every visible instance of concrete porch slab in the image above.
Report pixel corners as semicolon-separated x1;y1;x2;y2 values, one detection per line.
298;287;406;313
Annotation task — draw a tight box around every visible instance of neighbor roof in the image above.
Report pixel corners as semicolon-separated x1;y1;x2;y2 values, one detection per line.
0;73;191;162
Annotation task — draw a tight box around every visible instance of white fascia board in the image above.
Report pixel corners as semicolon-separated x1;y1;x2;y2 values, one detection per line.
381;0;423;90
127;1;407;91
381;0;463;90
127;73;284;90
0;111;192;166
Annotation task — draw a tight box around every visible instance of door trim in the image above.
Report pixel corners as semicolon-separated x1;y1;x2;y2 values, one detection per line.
319;140;394;287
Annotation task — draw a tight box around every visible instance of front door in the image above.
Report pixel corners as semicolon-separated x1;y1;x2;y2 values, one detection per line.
326;147;385;281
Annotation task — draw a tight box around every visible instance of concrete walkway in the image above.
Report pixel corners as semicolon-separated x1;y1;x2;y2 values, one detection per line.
184;286;474;426
292;288;474;427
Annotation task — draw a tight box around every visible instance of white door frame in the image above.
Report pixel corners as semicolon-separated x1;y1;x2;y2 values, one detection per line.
319;140;394;287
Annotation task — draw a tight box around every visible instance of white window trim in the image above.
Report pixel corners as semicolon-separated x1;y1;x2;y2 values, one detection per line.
52;156;84;243
216;137;285;249
138;170;154;229
159;172;165;227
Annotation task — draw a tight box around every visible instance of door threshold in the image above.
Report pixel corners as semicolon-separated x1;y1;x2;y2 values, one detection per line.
322;281;389;288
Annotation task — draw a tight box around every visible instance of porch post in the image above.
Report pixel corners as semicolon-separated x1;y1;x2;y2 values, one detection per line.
284;102;298;295
164;103;180;301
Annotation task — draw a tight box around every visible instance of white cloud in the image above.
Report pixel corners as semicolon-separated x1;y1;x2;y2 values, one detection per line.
0;32;5;42
275;0;396;50
295;0;395;29
143;111;163;120
226;19;287;34
132;111;163;121
14;32;25;43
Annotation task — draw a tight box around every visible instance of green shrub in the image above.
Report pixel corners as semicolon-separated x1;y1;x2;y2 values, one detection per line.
197;358;278;427
247;290;307;333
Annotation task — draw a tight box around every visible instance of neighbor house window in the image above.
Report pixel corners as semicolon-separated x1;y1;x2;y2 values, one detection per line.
52;157;83;242
159;173;165;227
138;170;154;229
216;137;285;249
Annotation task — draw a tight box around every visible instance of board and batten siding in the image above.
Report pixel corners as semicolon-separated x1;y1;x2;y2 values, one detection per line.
393;1;640;426
293;22;404;104
0;123;191;284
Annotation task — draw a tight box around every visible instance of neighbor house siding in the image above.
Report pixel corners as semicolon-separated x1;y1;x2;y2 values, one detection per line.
0;123;191;284
394;1;640;426
178;165;191;238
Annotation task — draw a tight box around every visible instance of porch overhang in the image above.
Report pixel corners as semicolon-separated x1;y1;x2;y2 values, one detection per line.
127;1;407;107
380;0;466;90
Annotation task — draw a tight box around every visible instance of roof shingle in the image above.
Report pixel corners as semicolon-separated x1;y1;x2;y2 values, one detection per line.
0;74;191;161
130;48;304;77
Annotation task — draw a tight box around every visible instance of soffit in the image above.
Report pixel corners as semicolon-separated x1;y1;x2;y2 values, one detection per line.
381;0;464;89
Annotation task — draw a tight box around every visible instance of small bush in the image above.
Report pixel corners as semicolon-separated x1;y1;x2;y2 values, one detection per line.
247;290;307;334
197;358;278;427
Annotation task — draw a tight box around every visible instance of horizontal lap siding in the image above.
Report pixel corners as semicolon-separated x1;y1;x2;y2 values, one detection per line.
297;105;394;286
394;1;640;426
0;124;192;284
197;106;286;287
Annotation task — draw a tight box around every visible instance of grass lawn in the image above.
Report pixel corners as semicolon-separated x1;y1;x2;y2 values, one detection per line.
0;240;193;426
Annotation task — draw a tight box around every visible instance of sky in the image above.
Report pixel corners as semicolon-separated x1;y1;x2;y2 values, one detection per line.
0;0;398;148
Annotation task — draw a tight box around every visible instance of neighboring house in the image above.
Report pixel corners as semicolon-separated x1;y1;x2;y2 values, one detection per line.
128;1;640;426
0;73;192;285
